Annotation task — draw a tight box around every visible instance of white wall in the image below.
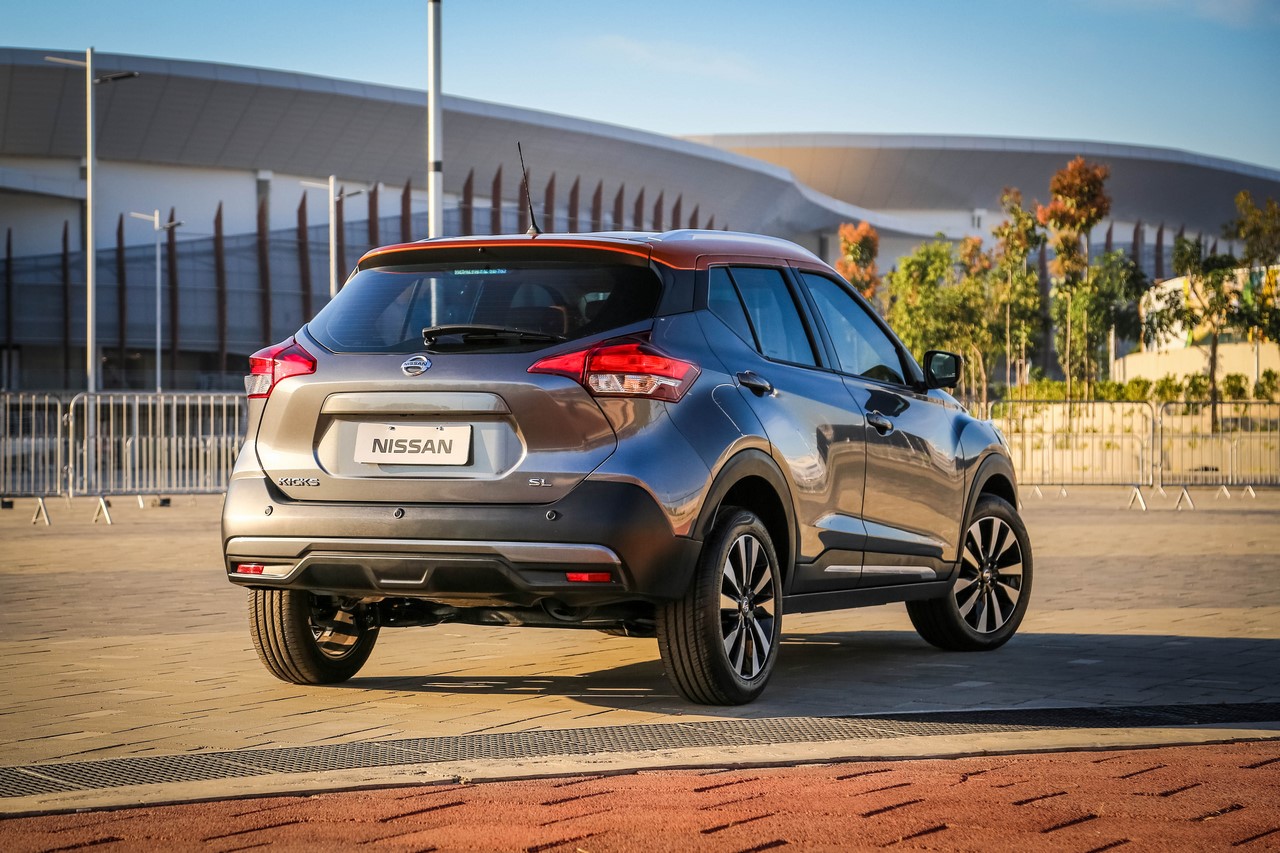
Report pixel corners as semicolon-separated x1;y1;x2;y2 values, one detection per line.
1116;341;1280;384
0;189;80;257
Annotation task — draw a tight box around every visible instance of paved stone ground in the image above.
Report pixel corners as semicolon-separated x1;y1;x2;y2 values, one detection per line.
3;742;1279;851
0;488;1276;770
1;486;1279;846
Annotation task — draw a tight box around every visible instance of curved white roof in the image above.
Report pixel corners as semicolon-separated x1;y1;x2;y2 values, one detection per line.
4;47;1278;240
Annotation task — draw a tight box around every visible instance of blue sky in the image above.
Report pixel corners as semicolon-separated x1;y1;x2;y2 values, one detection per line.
7;0;1280;170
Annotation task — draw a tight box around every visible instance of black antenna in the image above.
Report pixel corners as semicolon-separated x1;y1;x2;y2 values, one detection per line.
518;142;542;236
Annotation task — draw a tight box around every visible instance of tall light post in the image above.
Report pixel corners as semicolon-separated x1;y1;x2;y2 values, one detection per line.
45;50;138;392
427;0;443;237
129;210;182;392
302;178;364;298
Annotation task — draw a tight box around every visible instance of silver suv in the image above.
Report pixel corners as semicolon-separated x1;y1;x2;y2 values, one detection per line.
223;230;1031;705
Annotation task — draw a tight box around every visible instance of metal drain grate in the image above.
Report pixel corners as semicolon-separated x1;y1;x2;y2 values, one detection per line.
2;702;1276;799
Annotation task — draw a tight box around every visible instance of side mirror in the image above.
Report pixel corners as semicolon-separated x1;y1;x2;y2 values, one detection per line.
923;350;961;389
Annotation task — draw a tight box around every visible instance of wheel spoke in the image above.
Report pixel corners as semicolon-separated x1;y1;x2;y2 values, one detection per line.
956;583;981;618
723;618;745;670
953;575;978;594
742;535;760;585
995;580;1021;609
976;593;991;632
722;549;744;599
987;588;1006;629
993;522;1016;563
997;557;1023;579
962;536;983;571
975;518;993;560
310;606;361;658
752;558;772;597
988;521;1010;562
745;619;770;678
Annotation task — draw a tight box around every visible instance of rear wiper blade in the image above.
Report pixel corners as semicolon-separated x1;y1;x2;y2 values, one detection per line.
422;324;566;346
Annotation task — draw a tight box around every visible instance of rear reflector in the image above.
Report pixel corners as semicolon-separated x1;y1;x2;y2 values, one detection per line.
565;572;613;583
529;339;700;403
234;563;292;578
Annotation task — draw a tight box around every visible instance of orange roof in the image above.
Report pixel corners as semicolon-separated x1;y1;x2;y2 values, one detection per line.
359;230;825;271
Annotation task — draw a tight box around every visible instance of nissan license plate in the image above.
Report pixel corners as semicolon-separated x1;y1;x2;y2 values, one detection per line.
355;423;471;465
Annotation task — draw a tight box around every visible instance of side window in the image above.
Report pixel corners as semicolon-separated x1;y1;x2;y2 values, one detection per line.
800;272;906;385
708;267;756;347
725;267;817;367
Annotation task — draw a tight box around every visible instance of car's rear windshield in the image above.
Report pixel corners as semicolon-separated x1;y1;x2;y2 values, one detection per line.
307;261;662;353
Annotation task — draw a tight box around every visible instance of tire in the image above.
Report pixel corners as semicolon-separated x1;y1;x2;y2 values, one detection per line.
907;494;1032;651
248;589;379;684
657;508;782;705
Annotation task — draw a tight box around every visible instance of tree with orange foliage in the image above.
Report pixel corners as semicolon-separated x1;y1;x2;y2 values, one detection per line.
835;221;881;302
1036;157;1112;398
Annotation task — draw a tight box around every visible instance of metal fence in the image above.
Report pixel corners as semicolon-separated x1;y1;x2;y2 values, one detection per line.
987;400;1156;487
0;393;66;497
66;393;248;497
1156;401;1280;488
1;392;1276;507
1;392;247;499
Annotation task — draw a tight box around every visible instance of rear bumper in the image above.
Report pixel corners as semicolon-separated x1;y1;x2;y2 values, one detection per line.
221;475;702;606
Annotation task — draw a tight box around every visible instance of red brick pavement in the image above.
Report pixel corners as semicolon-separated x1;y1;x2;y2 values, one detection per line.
3;742;1278;851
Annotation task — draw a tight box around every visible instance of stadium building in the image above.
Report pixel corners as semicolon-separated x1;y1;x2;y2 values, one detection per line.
3;47;1279;391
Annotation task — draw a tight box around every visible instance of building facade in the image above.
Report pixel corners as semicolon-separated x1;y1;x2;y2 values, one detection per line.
3;48;1279;391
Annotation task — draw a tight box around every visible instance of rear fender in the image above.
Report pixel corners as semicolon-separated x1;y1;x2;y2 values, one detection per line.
691;448;798;591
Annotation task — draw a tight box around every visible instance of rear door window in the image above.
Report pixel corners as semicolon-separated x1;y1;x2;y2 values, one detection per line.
308;262;662;353
719;266;818;367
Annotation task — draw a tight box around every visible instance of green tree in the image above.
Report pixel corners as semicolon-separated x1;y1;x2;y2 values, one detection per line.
885;238;954;360
1152;374;1182;404
1036;157;1112;399
1255;368;1279;401
1051;250;1148;391
1143;236;1241;430
990;188;1045;393
1123;377;1152;402
1223;191;1280;364
1222;373;1250;400
884;235;1011;406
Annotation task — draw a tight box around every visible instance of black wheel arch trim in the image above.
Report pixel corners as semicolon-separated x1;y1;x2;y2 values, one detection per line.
692;448;799;588
951;452;1019;581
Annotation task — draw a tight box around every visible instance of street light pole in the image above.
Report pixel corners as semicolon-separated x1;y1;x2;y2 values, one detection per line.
45;50;138;392
302;178;365;299
427;0;443;238
130;210;182;392
85;47;96;393
328;174;337;297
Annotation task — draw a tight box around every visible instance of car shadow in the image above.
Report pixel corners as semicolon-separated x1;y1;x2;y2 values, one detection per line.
339;630;1280;717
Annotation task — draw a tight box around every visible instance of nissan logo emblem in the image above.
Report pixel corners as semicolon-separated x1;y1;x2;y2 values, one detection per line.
401;355;432;376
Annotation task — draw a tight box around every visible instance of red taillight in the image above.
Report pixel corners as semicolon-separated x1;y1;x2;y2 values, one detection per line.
529;340;700;403
237;563;266;575
565;572;613;583
245;337;316;398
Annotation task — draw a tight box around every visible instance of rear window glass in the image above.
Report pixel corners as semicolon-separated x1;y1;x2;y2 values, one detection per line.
307;262;662;353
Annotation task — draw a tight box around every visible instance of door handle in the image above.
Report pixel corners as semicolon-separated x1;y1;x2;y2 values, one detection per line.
867;411;894;436
736;371;774;396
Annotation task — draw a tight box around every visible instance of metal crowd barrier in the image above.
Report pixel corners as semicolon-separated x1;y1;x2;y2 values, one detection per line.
1;391;1276;522
1156;401;1280;489
985;400;1156;487
0;393;66;498
65;393;248;498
